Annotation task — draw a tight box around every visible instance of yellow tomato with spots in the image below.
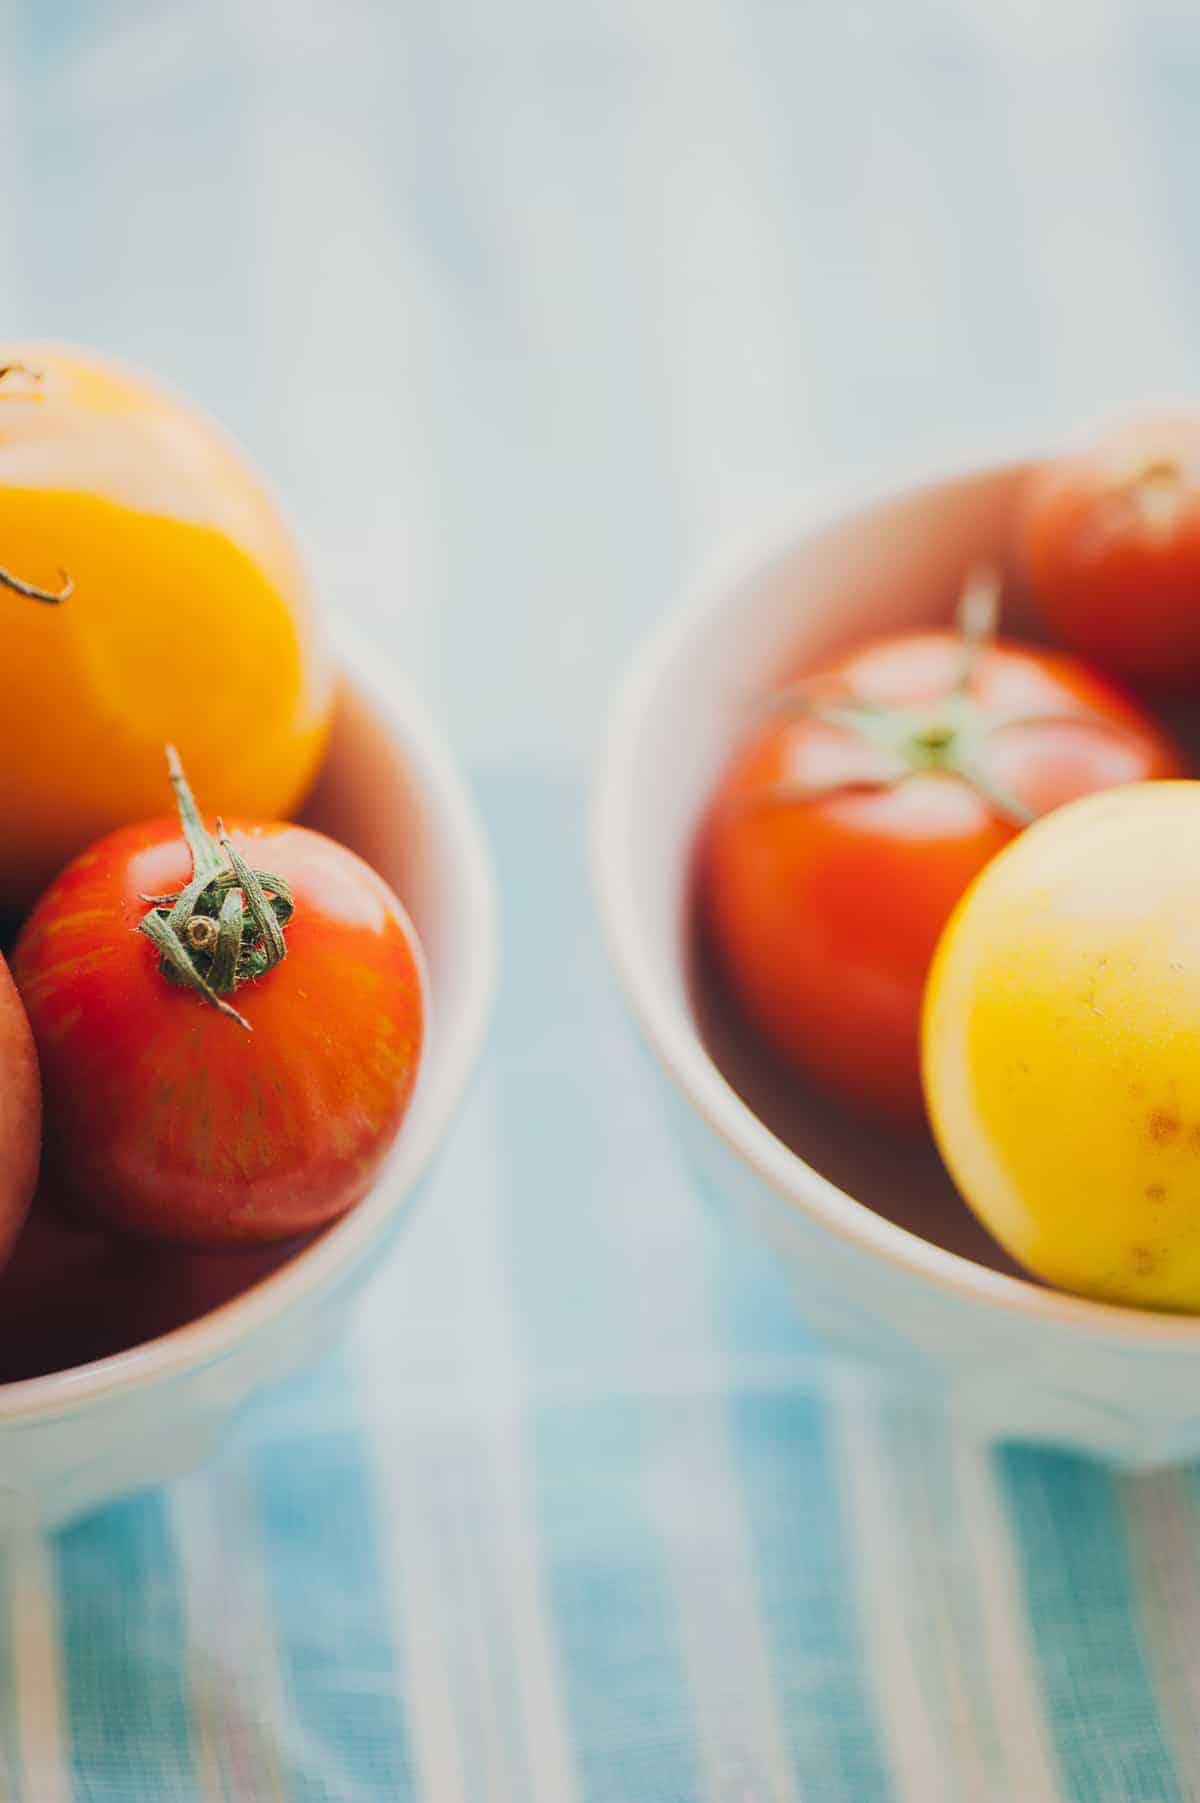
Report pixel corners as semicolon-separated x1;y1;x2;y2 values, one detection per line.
0;344;332;909
923;781;1200;1311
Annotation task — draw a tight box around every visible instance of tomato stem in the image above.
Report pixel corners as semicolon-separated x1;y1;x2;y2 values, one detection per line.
1125;455;1187;538
952;564;1000;695
0;361;74;601
749;566;1127;829
137;746;294;1029
0;561;73;605
0;363;44;393
165;744;224;885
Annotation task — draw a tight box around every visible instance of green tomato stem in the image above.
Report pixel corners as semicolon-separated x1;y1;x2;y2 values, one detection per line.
754;566;1126;829
137;746;294;1029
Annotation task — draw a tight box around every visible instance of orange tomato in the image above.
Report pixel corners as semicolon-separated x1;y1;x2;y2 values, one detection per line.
0;344;333;909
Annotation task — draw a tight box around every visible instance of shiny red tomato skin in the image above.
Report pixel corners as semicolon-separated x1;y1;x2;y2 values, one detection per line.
0;953;40;1271
13;818;424;1247
698;630;1185;1125
1021;419;1200;688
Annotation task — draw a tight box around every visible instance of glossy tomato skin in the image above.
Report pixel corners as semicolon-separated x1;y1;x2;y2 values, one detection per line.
1021;419;1200;688
0;344;333;908
13;819;424;1247
0;952;40;1272
699;630;1185;1124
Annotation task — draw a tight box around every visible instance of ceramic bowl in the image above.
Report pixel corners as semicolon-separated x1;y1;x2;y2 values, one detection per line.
0;622;496;1527
593;455;1200;1468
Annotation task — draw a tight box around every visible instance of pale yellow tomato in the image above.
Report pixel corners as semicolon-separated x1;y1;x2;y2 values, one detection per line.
923;781;1200;1311
0;344;333;909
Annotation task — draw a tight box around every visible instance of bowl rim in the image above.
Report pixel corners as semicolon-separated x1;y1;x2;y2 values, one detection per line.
592;443;1200;1350
0;618;498;1422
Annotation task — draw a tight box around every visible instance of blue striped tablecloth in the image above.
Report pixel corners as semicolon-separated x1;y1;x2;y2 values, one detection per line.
4;2;1200;1797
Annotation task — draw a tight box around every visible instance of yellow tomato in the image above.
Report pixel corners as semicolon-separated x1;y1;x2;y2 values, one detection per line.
924;781;1200;1311
0;344;332;908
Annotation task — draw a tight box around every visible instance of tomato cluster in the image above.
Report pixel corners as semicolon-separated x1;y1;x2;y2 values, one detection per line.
697;420;1200;1129
0;346;425;1342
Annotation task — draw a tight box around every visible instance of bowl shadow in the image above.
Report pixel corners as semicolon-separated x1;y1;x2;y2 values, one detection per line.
688;927;1027;1276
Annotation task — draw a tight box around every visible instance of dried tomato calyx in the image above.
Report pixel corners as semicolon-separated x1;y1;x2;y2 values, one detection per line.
137;746;293;1031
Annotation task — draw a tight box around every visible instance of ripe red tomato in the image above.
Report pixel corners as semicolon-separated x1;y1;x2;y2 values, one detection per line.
0;1202;310;1379
698;579;1185;1124
0;952;39;1270
13;759;424;1247
1021;417;1200;688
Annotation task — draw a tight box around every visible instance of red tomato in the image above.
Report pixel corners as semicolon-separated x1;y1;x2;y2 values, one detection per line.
0;1203;309;1380
1022;417;1200;688
13;765;424;1248
0;952;39;1270
698;588;1185;1124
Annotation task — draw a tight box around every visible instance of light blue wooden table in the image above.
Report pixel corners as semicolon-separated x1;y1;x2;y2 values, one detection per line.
3;3;1199;1797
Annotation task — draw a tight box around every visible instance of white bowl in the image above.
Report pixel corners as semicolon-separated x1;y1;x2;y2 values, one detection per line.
594;456;1200;1468
0;621;496;1527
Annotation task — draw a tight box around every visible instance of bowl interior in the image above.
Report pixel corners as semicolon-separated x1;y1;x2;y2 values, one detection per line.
608;461;1072;1282
0;642;487;1383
